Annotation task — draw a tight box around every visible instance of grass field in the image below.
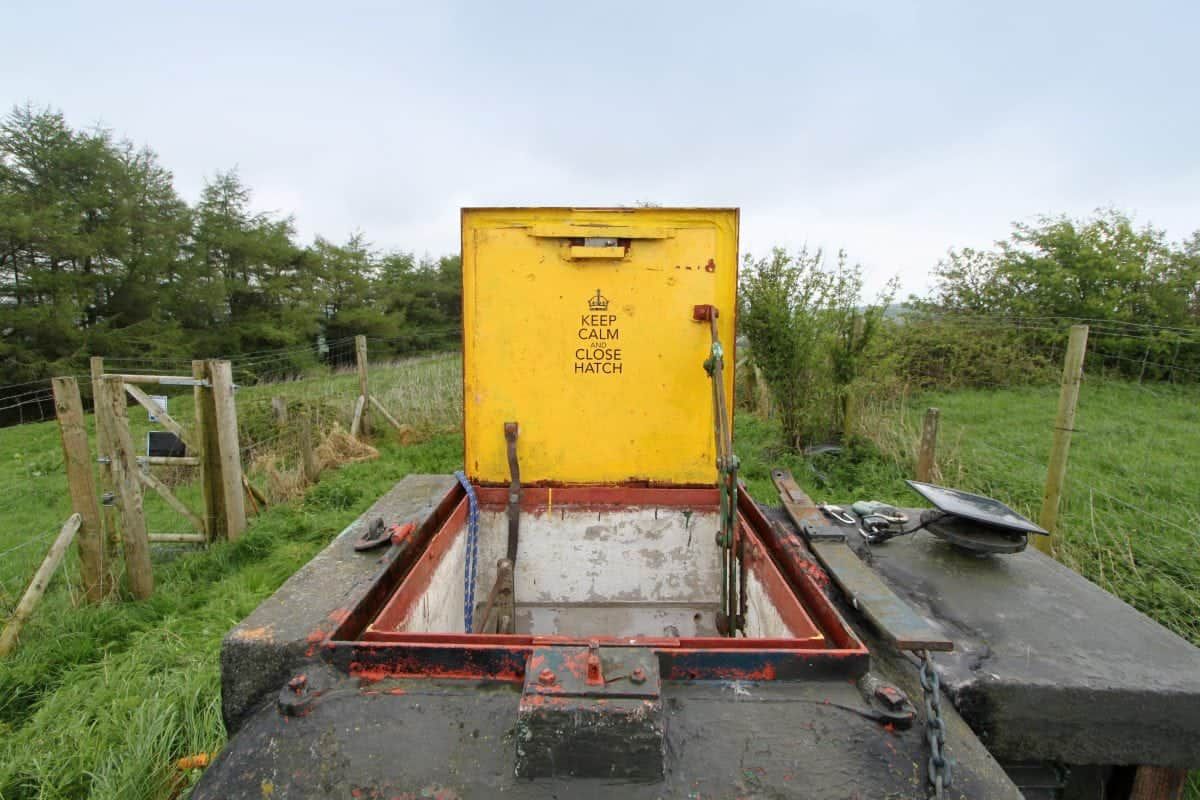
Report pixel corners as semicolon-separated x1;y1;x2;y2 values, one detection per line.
740;378;1200;648
0;359;1197;798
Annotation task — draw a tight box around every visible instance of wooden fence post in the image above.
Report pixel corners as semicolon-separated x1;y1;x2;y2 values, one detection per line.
51;377;109;602
299;415;320;485
89;356;121;572
1129;765;1187;800
96;376;154;599
208;360;247;541
194;360;223;542
0;514;82;657
355;334;371;437
271;396;288;425
1037;324;1089;555
916;407;940;483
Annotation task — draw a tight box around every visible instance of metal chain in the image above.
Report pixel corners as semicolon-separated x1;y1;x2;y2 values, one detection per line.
455;471;480;632
919;650;952;798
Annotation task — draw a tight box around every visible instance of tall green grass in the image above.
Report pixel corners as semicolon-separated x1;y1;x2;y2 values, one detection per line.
739;380;1200;796
0;434;462;800
742;379;1200;646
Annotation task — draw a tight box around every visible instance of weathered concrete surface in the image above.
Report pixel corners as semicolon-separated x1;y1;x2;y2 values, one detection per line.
219;473;456;732
838;512;1200;767
194;675;1021;799
202;476;1022;799
516;645;665;779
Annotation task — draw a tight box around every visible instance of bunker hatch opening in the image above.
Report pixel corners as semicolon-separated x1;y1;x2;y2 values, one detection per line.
364;486;825;645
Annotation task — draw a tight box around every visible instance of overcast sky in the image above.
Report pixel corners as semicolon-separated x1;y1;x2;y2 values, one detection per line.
6;1;1198;295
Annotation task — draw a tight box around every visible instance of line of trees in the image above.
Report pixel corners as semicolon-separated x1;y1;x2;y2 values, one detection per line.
739;212;1200;448
7;103;1200;437
0;104;462;399
926;210;1200;326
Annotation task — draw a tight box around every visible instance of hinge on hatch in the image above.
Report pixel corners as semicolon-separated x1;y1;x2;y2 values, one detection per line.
693;304;745;636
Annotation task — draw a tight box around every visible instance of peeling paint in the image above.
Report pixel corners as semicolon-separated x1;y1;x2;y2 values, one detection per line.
236;626;275;643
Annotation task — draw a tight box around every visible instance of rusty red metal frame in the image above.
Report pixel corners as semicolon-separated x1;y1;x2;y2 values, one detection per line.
321;483;869;683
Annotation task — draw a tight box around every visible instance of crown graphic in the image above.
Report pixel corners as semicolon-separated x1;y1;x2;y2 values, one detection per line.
588;289;609;311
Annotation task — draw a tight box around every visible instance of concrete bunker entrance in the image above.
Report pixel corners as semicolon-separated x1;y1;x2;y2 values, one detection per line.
364;486;826;645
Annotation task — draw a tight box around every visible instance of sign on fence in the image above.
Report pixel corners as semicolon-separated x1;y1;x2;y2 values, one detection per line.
146;431;187;458
147;395;168;422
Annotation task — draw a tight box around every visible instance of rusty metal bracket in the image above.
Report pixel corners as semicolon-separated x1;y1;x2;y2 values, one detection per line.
353;517;391;552
859;672;916;730
504;422;520;563
276;664;343;718
516;644;665;779
474;558;516;634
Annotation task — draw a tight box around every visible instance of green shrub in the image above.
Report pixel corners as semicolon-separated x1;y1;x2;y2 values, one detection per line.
876;316;1058;390
738;247;894;449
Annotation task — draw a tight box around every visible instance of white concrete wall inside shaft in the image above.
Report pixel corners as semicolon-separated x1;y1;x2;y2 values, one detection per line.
403;524;466;632
474;508;721;604
392;507;798;639
744;566;791;638
395;507;726;636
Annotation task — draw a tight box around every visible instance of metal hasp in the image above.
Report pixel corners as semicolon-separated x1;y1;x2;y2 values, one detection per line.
694;303;744;637
516;642;664;779
473;558;515;633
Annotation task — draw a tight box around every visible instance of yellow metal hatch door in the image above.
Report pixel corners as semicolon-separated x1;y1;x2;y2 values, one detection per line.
462;207;738;486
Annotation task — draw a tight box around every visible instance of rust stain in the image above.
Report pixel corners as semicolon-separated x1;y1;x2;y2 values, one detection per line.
348;657;525;684
791;554;832;591
235;626;275;643
304;627;328;658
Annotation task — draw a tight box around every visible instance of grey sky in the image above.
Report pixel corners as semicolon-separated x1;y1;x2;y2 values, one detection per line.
6;0;1198;295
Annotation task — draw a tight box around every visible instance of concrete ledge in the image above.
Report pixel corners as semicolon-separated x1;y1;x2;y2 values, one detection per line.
843;520;1200;767
220;473;457;732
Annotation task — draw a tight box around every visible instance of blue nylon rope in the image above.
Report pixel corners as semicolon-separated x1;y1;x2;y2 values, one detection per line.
455;471;480;632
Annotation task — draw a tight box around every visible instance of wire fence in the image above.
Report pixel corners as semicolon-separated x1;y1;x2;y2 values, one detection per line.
2;316;1198;647
0;327;464;617
0;326;465;427
885;320;1200;644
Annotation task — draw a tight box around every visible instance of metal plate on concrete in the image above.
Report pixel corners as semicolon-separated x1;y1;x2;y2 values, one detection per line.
772;469;953;652
810;540;954;652
524;645;660;698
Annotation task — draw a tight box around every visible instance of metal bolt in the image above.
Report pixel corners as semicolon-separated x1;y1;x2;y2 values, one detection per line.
538;668;556;686
630;667;646;685
874;683;907;711
586;640;604;686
